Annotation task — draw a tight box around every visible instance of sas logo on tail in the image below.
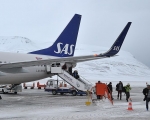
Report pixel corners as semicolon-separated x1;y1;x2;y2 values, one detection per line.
113;46;120;51
54;42;74;55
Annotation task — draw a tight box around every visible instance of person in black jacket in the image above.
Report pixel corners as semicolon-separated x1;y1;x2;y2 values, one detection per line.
73;70;79;79
107;82;113;100
143;85;150;111
116;81;123;100
68;65;73;75
143;87;148;101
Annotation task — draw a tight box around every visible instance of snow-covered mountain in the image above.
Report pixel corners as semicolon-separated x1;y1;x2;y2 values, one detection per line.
75;45;150;82
0;36;40;53
0;36;150;84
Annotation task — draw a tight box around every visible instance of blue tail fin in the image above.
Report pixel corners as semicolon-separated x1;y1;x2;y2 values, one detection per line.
29;14;81;57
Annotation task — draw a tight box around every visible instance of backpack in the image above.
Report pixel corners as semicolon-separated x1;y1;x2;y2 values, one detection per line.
143;88;148;95
122;86;126;93
116;84;119;91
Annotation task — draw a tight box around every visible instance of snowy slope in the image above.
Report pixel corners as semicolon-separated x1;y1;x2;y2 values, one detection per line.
0;36;150;83
74;45;150;82
0;36;40;53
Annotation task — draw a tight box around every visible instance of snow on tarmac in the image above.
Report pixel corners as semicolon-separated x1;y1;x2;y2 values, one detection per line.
0;87;150;120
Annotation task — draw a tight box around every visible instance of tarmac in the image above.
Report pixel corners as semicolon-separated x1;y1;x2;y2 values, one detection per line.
0;87;150;120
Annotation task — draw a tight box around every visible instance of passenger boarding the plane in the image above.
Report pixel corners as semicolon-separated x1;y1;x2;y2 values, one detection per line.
62;63;67;70
68;65;73;75
73;70;79;79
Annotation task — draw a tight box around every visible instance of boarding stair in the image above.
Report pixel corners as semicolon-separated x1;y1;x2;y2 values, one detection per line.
49;66;93;92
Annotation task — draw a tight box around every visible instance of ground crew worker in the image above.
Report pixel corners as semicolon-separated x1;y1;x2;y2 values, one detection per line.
107;82;113;100
125;83;131;102
97;81;101;99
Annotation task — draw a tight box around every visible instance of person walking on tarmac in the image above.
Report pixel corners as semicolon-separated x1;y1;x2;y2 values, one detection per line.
116;81;123;100
124;83;131;102
143;85;150;111
107;82;113;100
143;85;149;101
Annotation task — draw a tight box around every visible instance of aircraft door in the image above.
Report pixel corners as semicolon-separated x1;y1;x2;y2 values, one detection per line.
45;65;51;73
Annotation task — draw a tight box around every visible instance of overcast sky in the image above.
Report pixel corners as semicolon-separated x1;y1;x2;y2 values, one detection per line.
0;0;150;67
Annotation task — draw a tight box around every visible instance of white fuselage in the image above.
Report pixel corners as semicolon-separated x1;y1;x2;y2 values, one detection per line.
0;52;59;84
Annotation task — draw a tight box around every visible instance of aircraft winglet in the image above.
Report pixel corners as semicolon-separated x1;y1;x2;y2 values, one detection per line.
100;22;132;57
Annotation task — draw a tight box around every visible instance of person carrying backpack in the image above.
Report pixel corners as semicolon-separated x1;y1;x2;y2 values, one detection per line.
143;86;148;101
125;83;131;102
116;81;123;100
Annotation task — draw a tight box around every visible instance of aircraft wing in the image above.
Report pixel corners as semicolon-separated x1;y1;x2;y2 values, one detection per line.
0;22;131;69
0;55;111;69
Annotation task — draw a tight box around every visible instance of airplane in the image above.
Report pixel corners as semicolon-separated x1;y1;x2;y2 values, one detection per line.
0;14;131;86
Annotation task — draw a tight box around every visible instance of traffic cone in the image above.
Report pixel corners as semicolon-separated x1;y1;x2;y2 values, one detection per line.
127;98;133;110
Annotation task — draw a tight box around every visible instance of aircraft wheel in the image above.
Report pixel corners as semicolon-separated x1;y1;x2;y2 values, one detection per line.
52;90;57;95
60;92;64;95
